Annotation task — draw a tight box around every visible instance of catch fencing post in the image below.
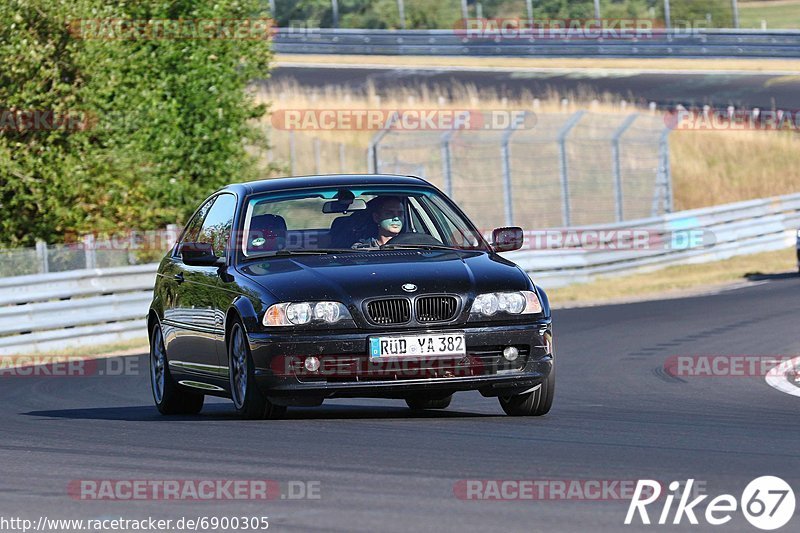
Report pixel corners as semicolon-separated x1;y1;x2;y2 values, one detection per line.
289;130;296;176
368;114;397;174
397;0;406;29
500;112;528;226
557;111;586;227
339;143;346;173
662;128;673;213
653;128;673;215
313;138;322;174
611;114;639;222
440;130;456;197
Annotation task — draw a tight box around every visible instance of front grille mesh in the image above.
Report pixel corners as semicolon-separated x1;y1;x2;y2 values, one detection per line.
366;298;411;325
415;296;459;323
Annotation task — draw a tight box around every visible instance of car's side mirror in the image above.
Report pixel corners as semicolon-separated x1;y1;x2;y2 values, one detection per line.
179;242;225;267
491;227;524;253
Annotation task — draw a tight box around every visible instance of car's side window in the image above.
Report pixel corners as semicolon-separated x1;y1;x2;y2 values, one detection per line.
178;197;216;251
196;193;237;258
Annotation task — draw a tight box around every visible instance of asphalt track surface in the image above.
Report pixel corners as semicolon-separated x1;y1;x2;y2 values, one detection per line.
269;65;800;110
1;275;799;533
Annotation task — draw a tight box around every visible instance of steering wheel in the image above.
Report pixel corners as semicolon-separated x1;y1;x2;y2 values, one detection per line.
385;232;444;246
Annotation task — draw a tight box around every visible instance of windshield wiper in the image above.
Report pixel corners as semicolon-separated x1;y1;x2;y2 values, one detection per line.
246;249;364;259
380;244;466;251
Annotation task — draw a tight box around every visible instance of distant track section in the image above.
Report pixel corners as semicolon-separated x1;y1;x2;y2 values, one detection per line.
273;28;800;59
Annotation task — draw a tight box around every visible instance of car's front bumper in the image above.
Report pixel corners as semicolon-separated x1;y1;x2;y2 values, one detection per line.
247;321;553;402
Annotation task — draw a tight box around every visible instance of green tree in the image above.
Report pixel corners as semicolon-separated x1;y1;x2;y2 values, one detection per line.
0;0;272;247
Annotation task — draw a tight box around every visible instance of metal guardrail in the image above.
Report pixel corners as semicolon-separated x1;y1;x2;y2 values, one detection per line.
273;28;800;58
0;192;798;354
508;192;800;287
0;265;156;355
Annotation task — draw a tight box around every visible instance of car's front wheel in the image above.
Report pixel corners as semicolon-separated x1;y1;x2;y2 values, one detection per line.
229;320;286;420
149;323;204;415
499;366;554;417
405;394;453;410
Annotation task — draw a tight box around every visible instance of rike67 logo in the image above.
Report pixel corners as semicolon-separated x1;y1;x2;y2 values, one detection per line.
625;477;795;530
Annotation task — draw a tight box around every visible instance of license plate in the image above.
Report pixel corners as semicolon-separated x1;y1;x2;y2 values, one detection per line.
369;334;466;358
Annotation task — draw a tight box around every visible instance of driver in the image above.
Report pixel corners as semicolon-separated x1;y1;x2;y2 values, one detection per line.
352;196;405;248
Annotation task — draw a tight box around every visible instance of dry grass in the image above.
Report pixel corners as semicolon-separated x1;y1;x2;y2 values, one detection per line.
547;246;797;306
255;80;800;211
275;54;800;73
671;130;800;210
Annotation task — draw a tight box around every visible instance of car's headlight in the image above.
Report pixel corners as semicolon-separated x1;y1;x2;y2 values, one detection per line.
263;301;351;326
471;291;542;317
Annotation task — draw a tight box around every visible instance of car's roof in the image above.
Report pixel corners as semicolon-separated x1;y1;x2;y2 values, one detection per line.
221;174;433;196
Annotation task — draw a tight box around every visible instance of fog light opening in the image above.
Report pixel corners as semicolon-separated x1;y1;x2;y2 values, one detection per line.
502;346;519;362
304;356;321;372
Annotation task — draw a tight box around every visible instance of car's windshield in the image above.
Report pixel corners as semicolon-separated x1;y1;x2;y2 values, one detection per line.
240;186;488;257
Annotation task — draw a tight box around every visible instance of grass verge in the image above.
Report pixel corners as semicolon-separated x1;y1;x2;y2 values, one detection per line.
547;246;798;306
740;0;800;29
0;338;148;361
275;53;800;73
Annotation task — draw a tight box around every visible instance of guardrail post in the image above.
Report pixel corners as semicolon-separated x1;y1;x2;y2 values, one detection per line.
83;234;96;269
557;111;586;227
500;113;527;226
440;130;456;197
35;240;48;274
611;114;639;222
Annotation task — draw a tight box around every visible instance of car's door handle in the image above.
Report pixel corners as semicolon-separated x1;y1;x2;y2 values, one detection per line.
173;272;184;284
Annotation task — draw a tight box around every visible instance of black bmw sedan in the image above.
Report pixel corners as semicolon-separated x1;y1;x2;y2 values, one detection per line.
147;174;554;419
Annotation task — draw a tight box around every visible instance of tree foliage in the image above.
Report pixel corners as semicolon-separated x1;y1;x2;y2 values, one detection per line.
0;0;272;247
271;0;737;29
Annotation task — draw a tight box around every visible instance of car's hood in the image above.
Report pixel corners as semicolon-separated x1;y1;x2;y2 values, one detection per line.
238;250;530;304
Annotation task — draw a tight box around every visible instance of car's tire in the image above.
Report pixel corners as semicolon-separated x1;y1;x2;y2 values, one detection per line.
228;320;286;420
405;394;453;410
149;322;204;415
499;365;555;417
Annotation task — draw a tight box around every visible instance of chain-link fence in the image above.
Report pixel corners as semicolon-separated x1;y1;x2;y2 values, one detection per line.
368;111;672;230
266;129;370;176
0;227;178;278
